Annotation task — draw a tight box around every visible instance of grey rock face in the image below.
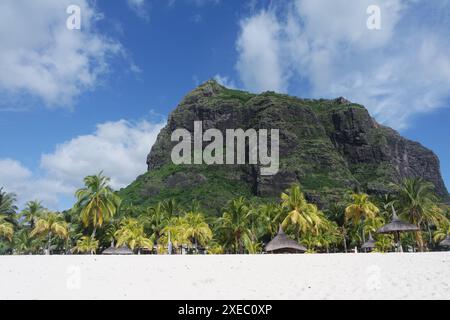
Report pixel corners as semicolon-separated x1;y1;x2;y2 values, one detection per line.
134;80;448;209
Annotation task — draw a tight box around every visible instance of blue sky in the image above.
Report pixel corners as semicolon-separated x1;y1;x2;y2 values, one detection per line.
0;0;449;209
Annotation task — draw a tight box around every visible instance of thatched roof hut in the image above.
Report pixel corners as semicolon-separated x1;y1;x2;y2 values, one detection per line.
376;207;420;252
361;233;376;250
265;225;307;254
377;210;419;234
102;245;133;255
439;235;450;248
102;246;116;255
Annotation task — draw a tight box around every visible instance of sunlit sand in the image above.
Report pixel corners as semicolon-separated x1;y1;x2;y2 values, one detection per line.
0;253;448;300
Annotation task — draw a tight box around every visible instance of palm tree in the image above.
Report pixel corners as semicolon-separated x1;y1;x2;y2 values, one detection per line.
317;220;342;253
115;218;153;254
73;236;99;255
217;197;253;254
392;178;448;251
160;216;189;253
362;215;395;252
207;242;224;254
325;203;347;252
254;203;284;240
374;235;395;253
13;229;41;255
281;185;324;240
0;188;18;216
0;189;18;243
0;215;14;242
433;224;450;244
139;203;171;246
30;212;69;255
0;189;16;250
21;201;45;229
183;212;213;252
102;221;120;248
75;172;122;239
345;193;379;225
301;232;321;253
363;216;386;235
345;192;380;244
13;229;30;254
243;236;262;254
161;199;180;216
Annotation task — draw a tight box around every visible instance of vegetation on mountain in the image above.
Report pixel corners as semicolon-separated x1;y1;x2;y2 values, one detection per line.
121;81;449;212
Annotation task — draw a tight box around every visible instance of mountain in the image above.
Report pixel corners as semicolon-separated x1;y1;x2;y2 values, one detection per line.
119;80;448;213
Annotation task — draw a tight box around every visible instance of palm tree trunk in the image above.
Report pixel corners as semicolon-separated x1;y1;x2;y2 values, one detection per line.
427;224;432;250
47;232;52;255
415;231;425;252
237;236;243;254
91;226;97;239
343;227;348;253
361;217;366;245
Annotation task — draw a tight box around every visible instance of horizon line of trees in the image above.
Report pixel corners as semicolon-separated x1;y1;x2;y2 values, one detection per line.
0;173;449;255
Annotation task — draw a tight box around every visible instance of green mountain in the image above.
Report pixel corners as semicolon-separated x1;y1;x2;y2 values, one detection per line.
119;80;448;214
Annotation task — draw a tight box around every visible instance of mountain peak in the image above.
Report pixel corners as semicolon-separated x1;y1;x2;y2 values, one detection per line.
334;96;351;105
121;86;448;212
181;79;226;103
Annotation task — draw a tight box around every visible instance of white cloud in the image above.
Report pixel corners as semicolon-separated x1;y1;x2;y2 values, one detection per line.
0;159;69;208
191;0;221;6
190;14;203;23
0;160;32;186
0;120;165;210
236;0;450;129
171;0;220;7
213;74;237;89
127;0;149;20
236;11;287;93
0;0;121;107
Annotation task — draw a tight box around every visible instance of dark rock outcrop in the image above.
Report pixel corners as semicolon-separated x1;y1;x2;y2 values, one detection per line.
121;80;448;212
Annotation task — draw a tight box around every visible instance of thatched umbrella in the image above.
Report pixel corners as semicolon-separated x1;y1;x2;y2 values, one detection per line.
102;245;133;255
115;245;133;255
361;233;376;252
102;246;117;255
377;207;419;252
439;235;450;249
265;225;307;254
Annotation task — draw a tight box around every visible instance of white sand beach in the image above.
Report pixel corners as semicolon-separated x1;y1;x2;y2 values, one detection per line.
0;252;448;300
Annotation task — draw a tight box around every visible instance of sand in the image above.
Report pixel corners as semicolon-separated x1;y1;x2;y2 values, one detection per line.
0;252;448;300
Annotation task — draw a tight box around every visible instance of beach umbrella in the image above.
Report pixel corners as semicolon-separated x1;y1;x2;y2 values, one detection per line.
102;246;117;255
439;235;450;249
115;245;134;255
361;233;376;252
265;225;307;254
377;207;419;252
102;245;133;255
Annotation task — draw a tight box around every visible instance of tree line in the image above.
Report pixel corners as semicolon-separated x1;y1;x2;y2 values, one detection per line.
0;173;449;255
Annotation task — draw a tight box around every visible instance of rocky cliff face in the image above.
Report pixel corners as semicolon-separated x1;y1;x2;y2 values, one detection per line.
120;80;448;212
